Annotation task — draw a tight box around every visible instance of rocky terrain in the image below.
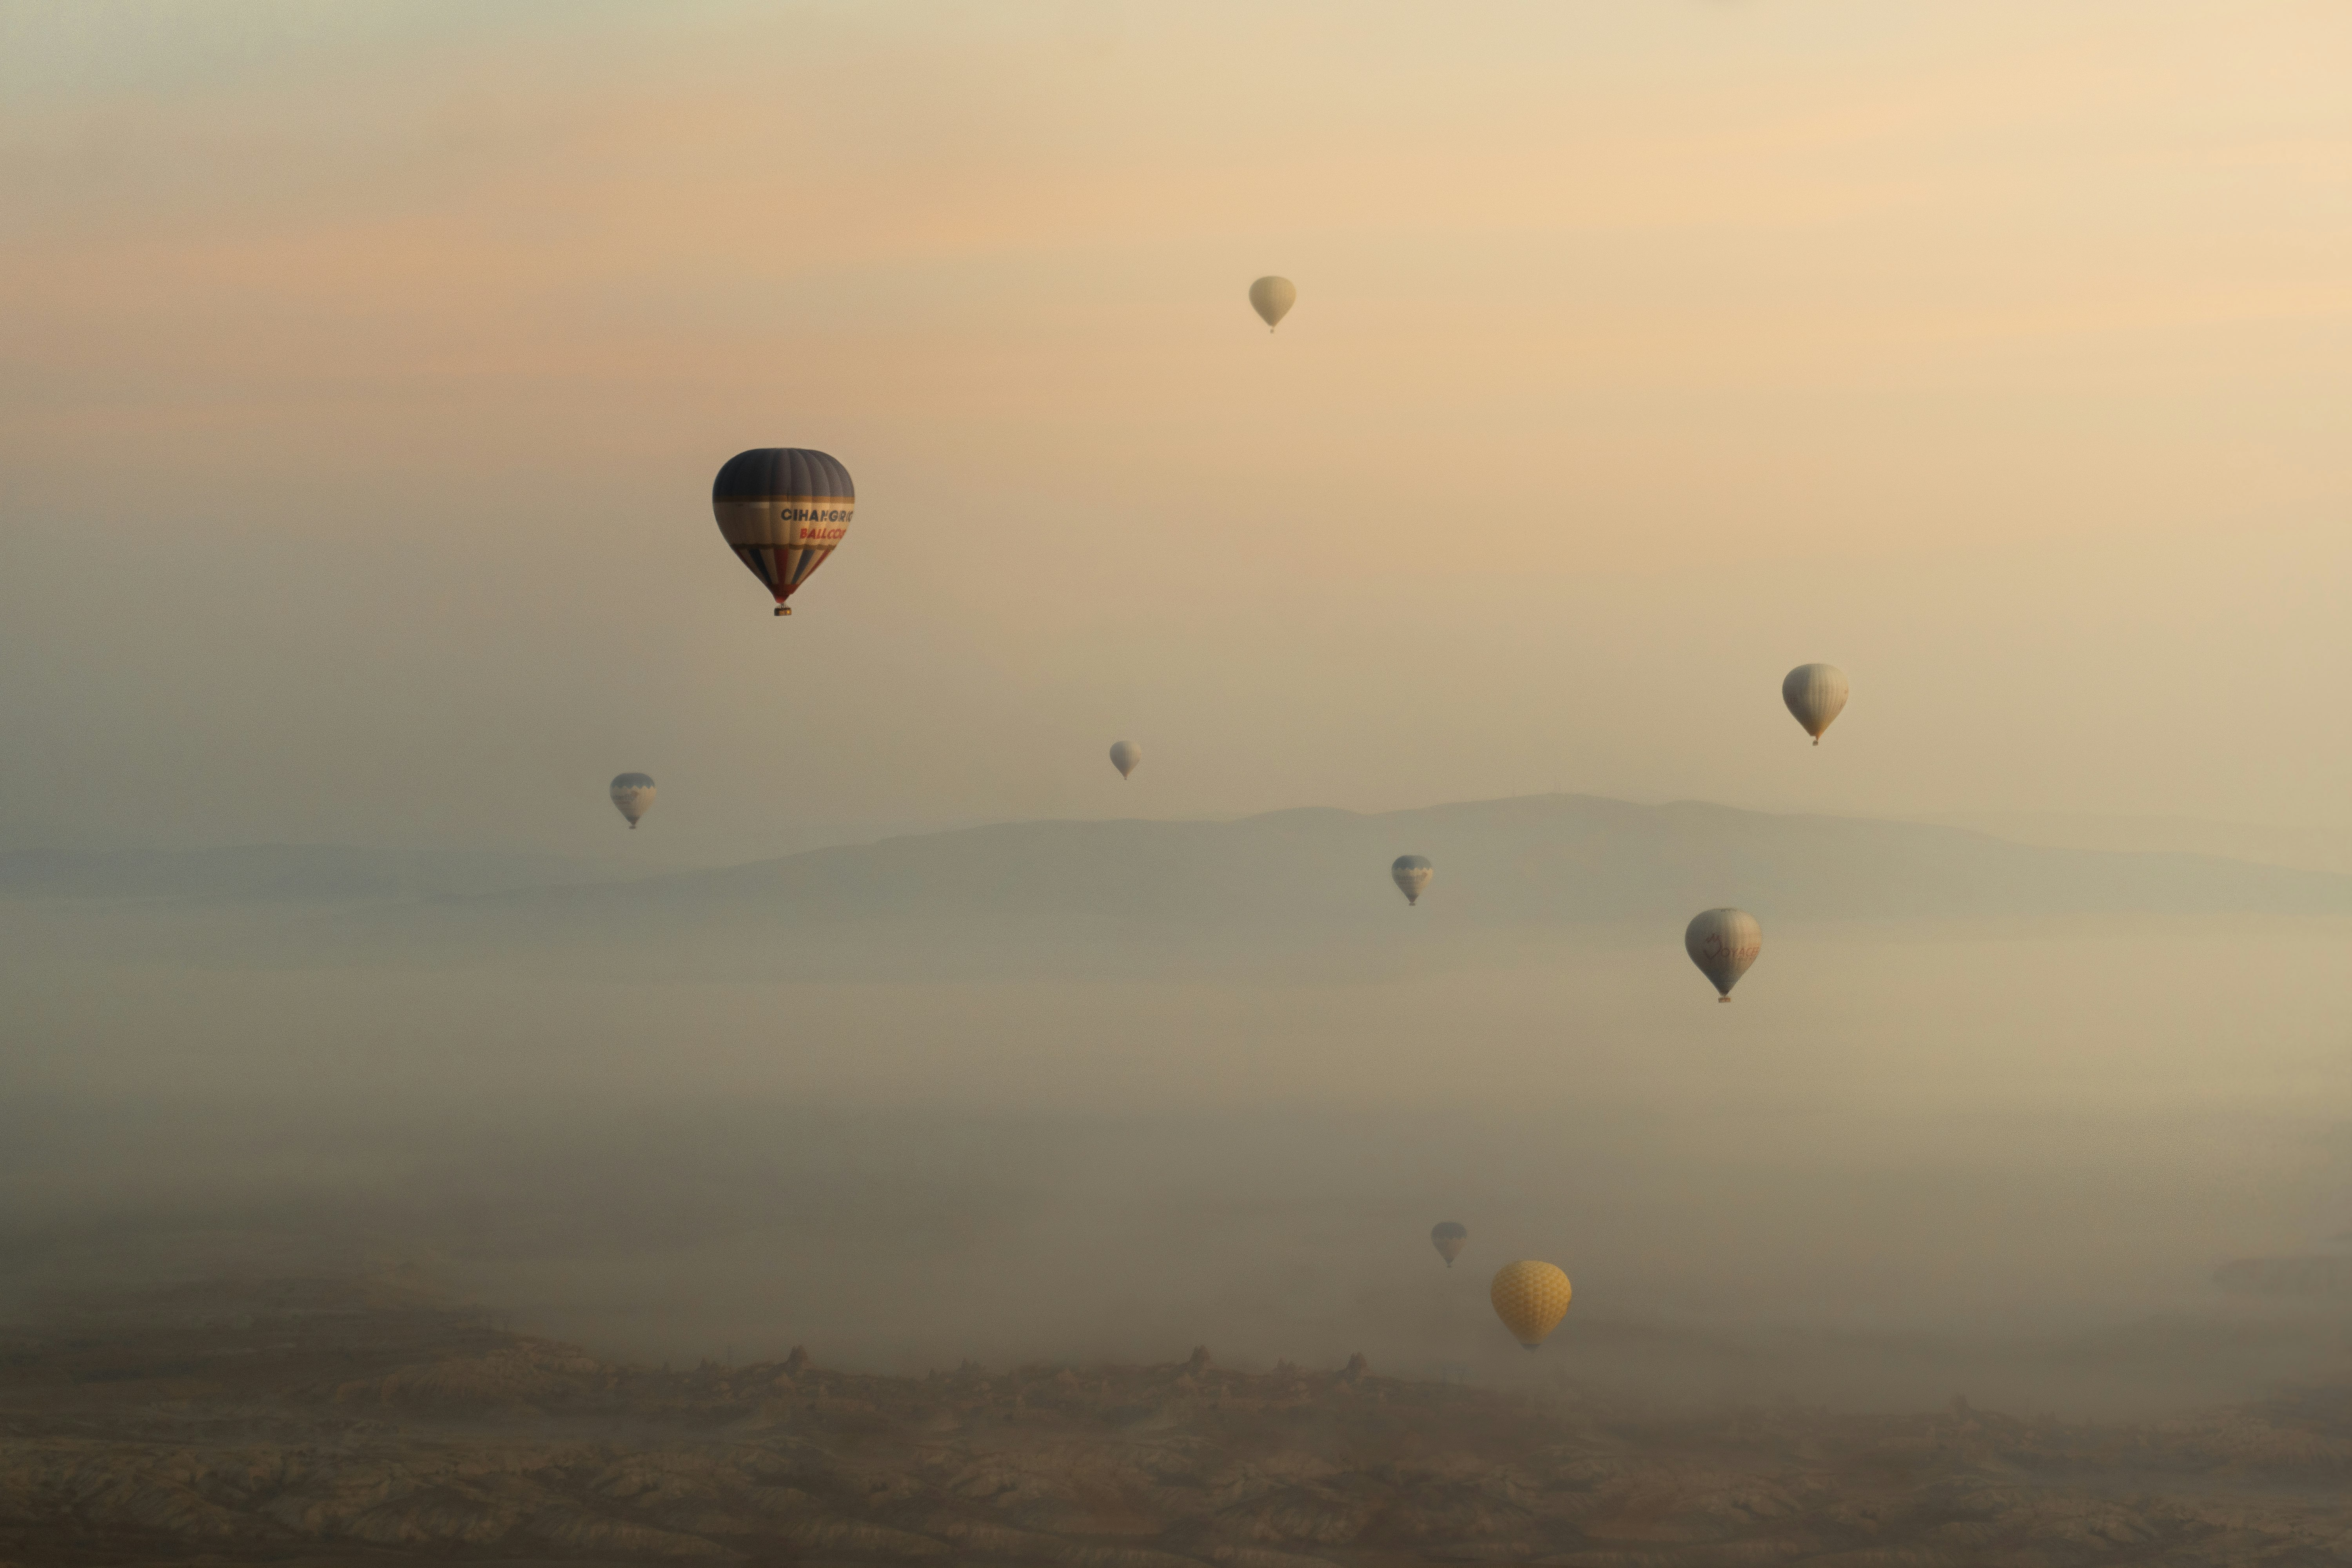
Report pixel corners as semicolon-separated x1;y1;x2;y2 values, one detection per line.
1;1279;2347;1567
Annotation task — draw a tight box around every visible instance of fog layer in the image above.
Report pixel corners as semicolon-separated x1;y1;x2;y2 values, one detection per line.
4;800;2344;1417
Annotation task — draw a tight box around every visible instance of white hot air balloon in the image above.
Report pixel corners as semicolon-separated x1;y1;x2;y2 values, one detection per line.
1109;740;1141;779
1392;855;1433;906
1684;908;1761;1002
610;773;657;829
1782;664;1849;746
1249;276;1296;332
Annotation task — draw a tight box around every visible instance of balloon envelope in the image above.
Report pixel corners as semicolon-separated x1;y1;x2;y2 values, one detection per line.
610;773;656;828
1684;907;1762;1000
1430;1221;1468;1267
1392;855;1433;906
1249;276;1296;331
1109;740;1141;779
1782;663;1849;744
1490;1260;1572;1348
712;448;855;614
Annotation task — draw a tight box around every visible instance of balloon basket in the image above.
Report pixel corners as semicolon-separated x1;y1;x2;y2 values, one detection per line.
774;606;791;617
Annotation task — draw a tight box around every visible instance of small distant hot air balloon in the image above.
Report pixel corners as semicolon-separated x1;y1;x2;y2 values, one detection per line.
610;773;656;829
1490;1260;1572;1349
1685;908;1761;1002
1249;276;1296;332
1392;855;1433;906
1109;740;1141;779
1782;664;1849;745
1430;1221;1468;1268
712;448;855;617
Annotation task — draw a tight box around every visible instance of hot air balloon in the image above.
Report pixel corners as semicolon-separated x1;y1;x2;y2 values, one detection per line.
1782;663;1849;745
1490;1260;1572;1349
1109;740;1141;779
1392;855;1433;906
610;773;656;829
712;448;855;617
1430;1221;1468;1268
1685;908;1761;1002
1249;276;1296;332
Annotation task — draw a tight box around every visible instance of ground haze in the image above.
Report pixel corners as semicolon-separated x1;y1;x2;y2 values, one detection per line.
3;798;2343;1422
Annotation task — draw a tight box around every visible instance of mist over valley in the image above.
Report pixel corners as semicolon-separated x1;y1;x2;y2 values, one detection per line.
4;797;2342;1422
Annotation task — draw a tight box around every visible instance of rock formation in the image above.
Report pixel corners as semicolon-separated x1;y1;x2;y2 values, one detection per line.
0;1278;2346;1565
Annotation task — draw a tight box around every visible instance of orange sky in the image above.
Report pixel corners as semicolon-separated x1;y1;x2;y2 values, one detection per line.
2;1;2346;858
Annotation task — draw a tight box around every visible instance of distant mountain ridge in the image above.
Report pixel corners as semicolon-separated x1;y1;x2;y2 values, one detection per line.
1918;810;2352;878
13;797;2341;978
546;792;2352;926
352;793;2352;983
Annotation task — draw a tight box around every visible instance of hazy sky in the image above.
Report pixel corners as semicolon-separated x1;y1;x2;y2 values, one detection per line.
4;0;2347;864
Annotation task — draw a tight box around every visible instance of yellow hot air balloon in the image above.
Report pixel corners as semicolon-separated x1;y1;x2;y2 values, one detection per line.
1490;1260;1571;1349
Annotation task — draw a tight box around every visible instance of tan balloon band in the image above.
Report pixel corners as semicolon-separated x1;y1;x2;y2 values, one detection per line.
722;495;855;508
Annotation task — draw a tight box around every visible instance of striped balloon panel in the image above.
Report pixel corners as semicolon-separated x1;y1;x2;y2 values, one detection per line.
726;538;842;599
713;447;855;503
713;499;853;604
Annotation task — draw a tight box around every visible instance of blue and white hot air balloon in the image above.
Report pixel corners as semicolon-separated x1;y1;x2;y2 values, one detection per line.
610;773;656;829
